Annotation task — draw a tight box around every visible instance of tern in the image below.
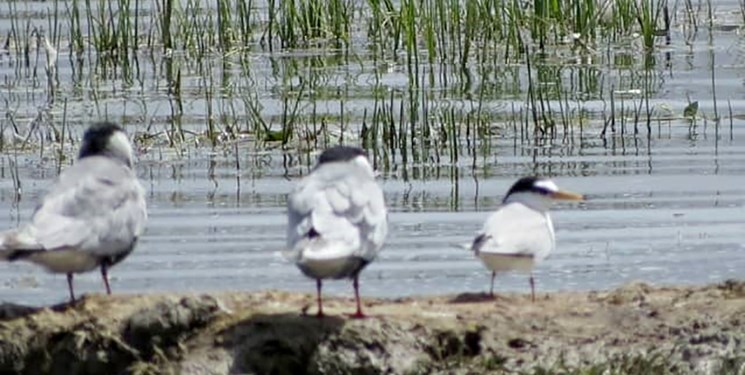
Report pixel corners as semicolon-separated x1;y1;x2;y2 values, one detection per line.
470;177;583;301
0;122;147;302
286;146;387;318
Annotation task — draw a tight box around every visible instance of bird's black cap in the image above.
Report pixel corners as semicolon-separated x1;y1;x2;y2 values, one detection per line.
78;122;125;159
504;176;552;201
317;145;366;165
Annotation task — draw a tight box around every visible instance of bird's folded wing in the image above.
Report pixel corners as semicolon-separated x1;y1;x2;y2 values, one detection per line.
286;166;387;262
472;204;552;257
16;159;147;257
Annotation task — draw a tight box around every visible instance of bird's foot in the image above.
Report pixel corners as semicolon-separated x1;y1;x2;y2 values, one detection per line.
300;303;311;316
345;311;367;319
51;296;84;313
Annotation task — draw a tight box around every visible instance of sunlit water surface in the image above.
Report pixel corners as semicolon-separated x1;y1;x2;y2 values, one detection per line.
1;128;744;305
0;1;744;305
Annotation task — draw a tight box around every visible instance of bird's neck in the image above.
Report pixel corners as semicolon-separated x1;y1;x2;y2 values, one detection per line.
503;192;553;212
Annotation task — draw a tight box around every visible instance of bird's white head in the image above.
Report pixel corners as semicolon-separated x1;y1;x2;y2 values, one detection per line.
316;145;374;177
503;177;583;211
78;122;135;168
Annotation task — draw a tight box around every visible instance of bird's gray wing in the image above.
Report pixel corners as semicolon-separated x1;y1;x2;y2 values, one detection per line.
471;202;553;259
2;156;147;258
286;163;387;262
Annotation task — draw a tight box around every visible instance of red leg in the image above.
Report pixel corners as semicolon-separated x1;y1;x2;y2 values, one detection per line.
489;271;496;297
315;279;324;318
67;273;75;302
529;274;535;302
101;264;112;295
349;275;365;319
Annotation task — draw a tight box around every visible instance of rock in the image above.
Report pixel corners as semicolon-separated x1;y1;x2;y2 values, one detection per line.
224;313;344;375
0;303;39;321
125;295;223;359
1;318;139;375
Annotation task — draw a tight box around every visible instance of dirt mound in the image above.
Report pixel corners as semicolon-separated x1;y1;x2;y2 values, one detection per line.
0;281;743;374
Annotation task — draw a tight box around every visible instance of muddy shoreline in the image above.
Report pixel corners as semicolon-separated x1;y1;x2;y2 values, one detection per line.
0;280;743;374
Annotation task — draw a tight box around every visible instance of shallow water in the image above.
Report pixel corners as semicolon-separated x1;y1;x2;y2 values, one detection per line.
2;127;744;305
1;1;745;305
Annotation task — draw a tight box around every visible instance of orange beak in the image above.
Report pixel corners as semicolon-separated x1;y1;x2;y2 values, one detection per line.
550;190;584;201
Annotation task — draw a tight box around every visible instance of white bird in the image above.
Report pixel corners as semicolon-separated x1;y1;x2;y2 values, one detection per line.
286;146;387;318
470;176;583;301
0;122;147;302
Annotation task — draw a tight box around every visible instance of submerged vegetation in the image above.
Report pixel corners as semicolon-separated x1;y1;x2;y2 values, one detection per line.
0;0;738;165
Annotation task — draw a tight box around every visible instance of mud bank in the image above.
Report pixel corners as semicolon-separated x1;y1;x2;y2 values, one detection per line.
0;281;743;375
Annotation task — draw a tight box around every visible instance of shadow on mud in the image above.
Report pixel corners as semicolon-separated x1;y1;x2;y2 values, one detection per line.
221;313;345;375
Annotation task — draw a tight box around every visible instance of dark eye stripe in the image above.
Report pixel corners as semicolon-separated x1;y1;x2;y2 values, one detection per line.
532;187;553;195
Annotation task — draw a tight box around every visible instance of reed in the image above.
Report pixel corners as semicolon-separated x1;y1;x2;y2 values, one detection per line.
635;0;667;50
0;0;720;160
158;0;174;53
66;0;85;59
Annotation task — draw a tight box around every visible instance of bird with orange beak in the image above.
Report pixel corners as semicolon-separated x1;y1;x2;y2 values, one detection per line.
469;177;584;301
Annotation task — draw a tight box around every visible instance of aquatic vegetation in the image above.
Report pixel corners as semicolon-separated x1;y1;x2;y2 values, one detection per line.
0;0;736;170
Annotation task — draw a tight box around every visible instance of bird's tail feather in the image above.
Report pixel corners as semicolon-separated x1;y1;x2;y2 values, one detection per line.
0;249;41;261
0;229;43;261
289;237;358;262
